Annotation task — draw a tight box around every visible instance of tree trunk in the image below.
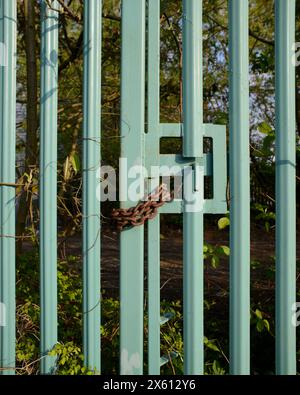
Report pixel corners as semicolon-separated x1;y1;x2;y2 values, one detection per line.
16;0;38;253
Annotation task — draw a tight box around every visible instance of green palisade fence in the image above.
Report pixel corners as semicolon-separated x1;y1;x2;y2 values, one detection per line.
0;0;297;375
229;0;250;375
275;0;297;375
82;0;102;374
40;0;59;374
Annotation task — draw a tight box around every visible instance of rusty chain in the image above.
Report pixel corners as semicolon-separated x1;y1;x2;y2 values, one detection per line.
112;184;173;231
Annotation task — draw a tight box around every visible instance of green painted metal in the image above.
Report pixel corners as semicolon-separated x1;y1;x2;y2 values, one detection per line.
203;125;227;214
229;0;250;375
158;124;227;215
82;0;102;373
143;1;227;375
120;0;145;375
40;0;59;374
148;217;161;375
0;0;17;375
182;0;204;375
183;208;203;375
182;0;203;158
275;0;296;376
147;0;161;375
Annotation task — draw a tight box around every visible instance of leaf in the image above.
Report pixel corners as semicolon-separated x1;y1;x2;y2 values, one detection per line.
262;134;275;153
220;245;230;256
265;221;270;232
207;342;220;352
211;256;220;269
218;217;230;230
258;121;273;135
256;320;264;333
204;336;220;352
70;153;80;174
212;360;225;375
255;309;263;320
263;319;270;332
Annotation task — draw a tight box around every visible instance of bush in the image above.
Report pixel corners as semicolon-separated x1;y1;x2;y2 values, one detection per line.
15;251;278;375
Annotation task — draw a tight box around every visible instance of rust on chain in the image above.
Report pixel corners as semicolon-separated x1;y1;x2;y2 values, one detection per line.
112;184;173;231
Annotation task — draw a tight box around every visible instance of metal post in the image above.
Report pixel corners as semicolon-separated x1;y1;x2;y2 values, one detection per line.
275;0;296;375
148;217;160;374
182;0;204;375
82;0;102;373
120;0;145;375
228;0;250;375
0;0;17;375
40;0;59;374
147;0;161;375
183;0;203;158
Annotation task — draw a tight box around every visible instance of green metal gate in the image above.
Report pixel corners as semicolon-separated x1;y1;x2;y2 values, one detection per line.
0;0;297;375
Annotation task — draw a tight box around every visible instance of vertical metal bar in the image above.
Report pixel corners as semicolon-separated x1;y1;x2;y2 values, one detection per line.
40;0;59;374
120;0;145;375
148;217;160;374
147;0;161;375
229;0;250;375
182;0;204;375
82;0;102;373
275;0;296;375
182;0;203;158
0;0;17;375
183;203;203;375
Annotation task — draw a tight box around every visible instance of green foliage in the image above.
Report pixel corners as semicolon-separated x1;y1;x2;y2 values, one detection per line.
206;360;226;376
252;203;275;232
159;301;228;375
251;309;272;335
16;252;231;375
218;216;230;230
258;122;275;159
48;343;86;375
16;252;115;374
16;248;283;375
204;243;230;269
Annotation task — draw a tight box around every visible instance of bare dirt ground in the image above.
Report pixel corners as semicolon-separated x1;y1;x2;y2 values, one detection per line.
63;224;300;301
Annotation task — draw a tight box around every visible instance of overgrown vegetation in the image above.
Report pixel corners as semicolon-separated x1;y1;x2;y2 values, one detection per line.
15;249;287;375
